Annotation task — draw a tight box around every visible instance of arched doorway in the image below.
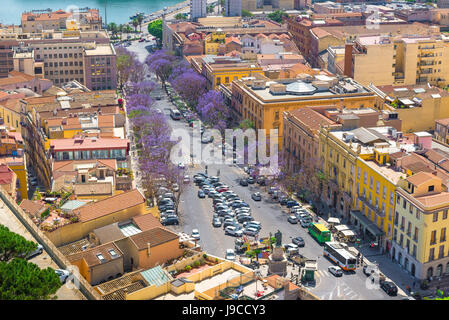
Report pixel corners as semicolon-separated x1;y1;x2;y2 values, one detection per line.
427;267;434;279
404;258;409;271
411;264;416;277
392;247;396;261
398;252;402;265
437;264;443;277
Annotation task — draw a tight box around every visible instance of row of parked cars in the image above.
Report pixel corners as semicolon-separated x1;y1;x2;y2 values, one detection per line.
158;192;179;226
194;173;262;238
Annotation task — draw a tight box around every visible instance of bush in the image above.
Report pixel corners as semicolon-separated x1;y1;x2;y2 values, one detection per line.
203;253;208;259
193;260;201;268
185;265;192;272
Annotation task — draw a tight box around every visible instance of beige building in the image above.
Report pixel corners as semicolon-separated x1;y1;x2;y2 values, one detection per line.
346;34;449;87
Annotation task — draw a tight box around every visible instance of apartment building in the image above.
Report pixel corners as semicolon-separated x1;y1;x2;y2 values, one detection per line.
9;30;115;90
394;172;449;280
231;74;376;147
225;0;242;17
190;55;264;90
346;34;449;87
369;83;449;133
0;40;18;78
435;118;449;146
21;8;102;34
242;0;296;11
190;0;207;21
313;2;345;14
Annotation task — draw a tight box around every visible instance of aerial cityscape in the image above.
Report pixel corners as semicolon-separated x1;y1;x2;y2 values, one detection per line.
1;0;449;304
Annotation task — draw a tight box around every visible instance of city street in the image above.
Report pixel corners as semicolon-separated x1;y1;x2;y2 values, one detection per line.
127;40;409;300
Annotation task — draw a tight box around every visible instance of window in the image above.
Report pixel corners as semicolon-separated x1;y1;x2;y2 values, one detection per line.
431;230;437;245
370;177;373;189
357;167;361;179
439;246;445;259
441;228;446;242
364;172;367;184
382;186;386;199
97;254;106;263
434;212;439;222
376;181;380;194
429;248;435;261
109;249;118;258
429;185;435;192
414;227;418;242
444;210;448;220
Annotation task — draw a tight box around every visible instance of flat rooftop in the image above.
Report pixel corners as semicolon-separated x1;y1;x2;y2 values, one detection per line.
84;43;115;56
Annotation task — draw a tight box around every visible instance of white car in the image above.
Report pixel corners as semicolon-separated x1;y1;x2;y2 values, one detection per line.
55;269;71;283
183;175;190;183
191;229;200;240
224;226;243;237
328;265;343;277
225;249;236;261
283;243;299;255
172;183;179;192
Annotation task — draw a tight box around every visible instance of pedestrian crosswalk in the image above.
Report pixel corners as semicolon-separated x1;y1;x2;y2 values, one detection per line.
315;271;361;300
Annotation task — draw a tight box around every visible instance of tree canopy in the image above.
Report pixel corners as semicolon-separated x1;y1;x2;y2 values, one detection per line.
0;224;37;262
267;10;289;23
148;19;163;42
241;10;254;17
0;258;61;300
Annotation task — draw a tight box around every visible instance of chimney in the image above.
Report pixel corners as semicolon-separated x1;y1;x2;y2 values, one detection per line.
344;43;354;78
147;242;151;256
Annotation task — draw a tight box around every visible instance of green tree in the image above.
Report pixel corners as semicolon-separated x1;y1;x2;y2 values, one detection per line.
148;19;163;42
132;18;139;32
0;258;61;300
137;14;144;32
0;225;37;262
107;22;118;37
175;13;187;20
124;25;133;33
116;51;132;90
241;9;254;17
267;10;289;23
238;119;255;130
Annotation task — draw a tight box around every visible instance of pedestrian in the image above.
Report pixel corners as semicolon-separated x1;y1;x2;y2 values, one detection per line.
413;281;415;288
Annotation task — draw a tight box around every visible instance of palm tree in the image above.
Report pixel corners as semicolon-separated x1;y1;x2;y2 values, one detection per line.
132;18;139;33
137;14;144;33
124;25;133;34
107;22;118;37
118;24;124;39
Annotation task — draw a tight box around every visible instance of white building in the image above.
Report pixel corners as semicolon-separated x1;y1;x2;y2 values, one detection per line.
225;0;242;17
190;0;207;21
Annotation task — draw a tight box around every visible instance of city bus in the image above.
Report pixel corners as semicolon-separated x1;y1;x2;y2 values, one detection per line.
323;242;357;271
308;223;331;244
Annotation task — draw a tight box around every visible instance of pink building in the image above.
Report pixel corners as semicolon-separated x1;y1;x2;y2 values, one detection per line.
83;44;117;91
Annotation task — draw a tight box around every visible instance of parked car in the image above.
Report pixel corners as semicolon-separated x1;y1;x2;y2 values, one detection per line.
183;175;190;183
225;249;236;261
191;229;200;240
268;186;279;195
251;192;262;201
22;244;44;260
55;269;71;283
172;184;179;192
381;281;398;296
216;186;229;193
286;200;299;208
243;227;259;237
279;197;289;206
161;216;179;226
239;178;248;186
212;218;222;228
208;191;219;198
223;218;239;229
300;219;311;228
198;190;206;198
292;236;305;247
283;243;299;255
237;215;254;223
244;221;261;230
247;176;255;184
224;226;243;237
328;266;343;277
287;215;298;224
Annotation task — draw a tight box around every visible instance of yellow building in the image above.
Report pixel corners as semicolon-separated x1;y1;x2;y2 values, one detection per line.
0;98;23;132
370;83;449;133
204;30;226;55
190;55;264;90
319;126;426;251
232;75;376;147
349;34;449;87
394;172;449;280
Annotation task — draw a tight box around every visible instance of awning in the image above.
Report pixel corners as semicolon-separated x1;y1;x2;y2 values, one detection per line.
350;210;384;237
341;230;357;237
328;217;340;224
335;224;350;232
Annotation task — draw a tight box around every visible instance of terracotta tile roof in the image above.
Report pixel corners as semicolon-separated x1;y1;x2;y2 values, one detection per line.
129;227;179;250
101;281;146;300
405;161;435;174
286;107;336;133
0;98;21;113
436;118;449;126
415;192;449;208
75;189;145;223
67;242;123;267
22;10;72;22
389;151;406;160
98;115;114;128
53;159;117;172
406;171;437;186
19;199;47;216
93;223;125;244
73;183;113;196
0;164;14;184
225;36;241;45
132;214;162;232
311;27;332;39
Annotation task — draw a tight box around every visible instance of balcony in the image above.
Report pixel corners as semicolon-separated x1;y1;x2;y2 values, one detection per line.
358;195;385;217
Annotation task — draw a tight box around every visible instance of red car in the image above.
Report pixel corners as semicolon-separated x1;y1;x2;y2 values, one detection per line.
216;187;229;193
138;38;145;42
